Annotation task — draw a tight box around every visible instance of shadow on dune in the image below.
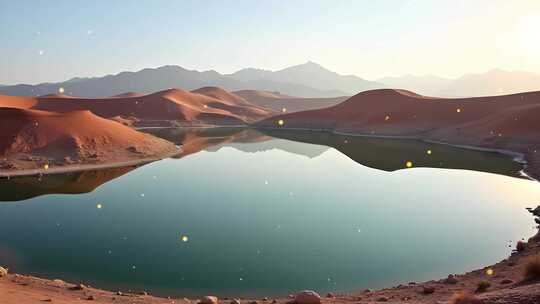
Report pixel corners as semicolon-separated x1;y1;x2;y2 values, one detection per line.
258;129;525;179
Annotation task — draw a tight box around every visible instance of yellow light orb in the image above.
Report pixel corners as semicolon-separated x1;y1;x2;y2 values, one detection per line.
277;119;284;126
456;108;462;113
486;268;494;276
181;235;189;242
96;203;102;209
406;161;413;168
427;149;432;155
281;108;287;113
58;87;65;94
43;164;49;170
385;115;390;121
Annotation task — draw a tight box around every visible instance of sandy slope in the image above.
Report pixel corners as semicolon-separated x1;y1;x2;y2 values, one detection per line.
255;89;540;179
29;88;273;126
234;89;349;113
0;108;178;172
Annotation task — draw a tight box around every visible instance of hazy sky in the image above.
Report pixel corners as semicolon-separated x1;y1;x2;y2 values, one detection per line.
1;0;540;85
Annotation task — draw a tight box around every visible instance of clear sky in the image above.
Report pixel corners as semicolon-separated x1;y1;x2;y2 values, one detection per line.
1;0;540;85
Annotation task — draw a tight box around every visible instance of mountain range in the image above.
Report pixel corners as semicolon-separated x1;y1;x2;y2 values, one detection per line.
1;62;539;98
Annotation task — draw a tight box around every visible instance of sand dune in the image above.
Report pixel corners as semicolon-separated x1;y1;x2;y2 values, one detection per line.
234;89;348;113
13;87;274;127
0;95;37;109
0;107;178;172
256;89;540;178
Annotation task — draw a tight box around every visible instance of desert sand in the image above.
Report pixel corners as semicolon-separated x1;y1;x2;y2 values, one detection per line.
234;90;349;113
255;89;540;179
0;107;178;174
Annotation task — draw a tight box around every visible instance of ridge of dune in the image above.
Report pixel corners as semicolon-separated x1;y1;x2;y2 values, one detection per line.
0;107;178;172
112;92;145;98
27;87;274;126
0;94;37;109
233;90;296;100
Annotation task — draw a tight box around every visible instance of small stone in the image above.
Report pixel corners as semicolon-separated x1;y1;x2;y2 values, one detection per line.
43;299;52;302
0;266;8;277
248;301;257;304
116;291;123;296
294;290;321;304
87;295;95;301
408;282;416;285
325;292;335;298
71;283;86;290
52;279;65;287
500;279;514;285
262;297;269;301
363;288;372;293
200;296;219;304
230;299;241;304
444;274;459;284
139;291;148;296
271;300;277;304
422;286;435;294
377;296;389;302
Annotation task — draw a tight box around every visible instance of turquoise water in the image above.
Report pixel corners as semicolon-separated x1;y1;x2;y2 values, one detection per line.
0;129;539;297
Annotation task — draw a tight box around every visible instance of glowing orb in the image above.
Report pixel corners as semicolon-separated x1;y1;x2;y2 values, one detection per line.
96;203;102;209
385;115;390;121
181;235;189;242
282;108;287;113
406;161;413;168
456;108;461;113
277;119;284;126
58;87;65;94
427;149;432;155
486;268;494;276
43;164;49;170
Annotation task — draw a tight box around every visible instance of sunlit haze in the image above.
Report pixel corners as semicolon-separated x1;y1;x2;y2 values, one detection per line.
1;0;540;85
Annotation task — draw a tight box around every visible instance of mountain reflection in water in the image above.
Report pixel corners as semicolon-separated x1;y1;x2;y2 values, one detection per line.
0;127;524;202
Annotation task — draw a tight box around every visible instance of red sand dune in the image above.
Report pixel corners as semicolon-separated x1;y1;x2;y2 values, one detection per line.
234;89;348;113
0;107;177;171
234;90;295;100
256;89;540;177
111;92;146;98
0;95;37;109
26;88;273;125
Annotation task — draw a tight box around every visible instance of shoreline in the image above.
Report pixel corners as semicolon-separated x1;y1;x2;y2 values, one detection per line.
2;208;540;304
0;150;181;178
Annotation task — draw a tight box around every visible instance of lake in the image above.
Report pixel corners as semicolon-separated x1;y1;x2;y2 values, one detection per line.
0;128;539;297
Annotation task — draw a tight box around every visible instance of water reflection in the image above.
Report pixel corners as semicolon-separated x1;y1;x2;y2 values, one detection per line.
0;127;526;202
0;166;136;201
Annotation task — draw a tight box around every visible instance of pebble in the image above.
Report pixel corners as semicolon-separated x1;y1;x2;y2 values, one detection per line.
422;286;435;294
500;279;514;285
200;296;219;304
377;296;389;302
325;292;335;298
294;290;321;304
87;295;95;301
444;274;459;284
71;283;86;291
363;288;372;293
230;299;241;304
0;266;8;277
